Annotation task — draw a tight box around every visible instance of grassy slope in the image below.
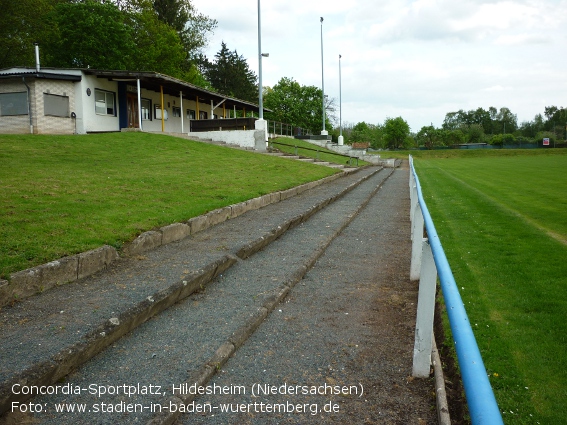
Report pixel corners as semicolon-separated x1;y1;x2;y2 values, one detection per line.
415;153;567;424
0;133;338;277
270;138;366;166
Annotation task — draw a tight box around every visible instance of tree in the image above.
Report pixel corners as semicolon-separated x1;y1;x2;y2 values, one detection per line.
43;0;136;69
126;8;187;77
202;42;258;102
263;77;332;134
383;117;410;149
416;125;440;149
0;0;58;68
496;107;517;134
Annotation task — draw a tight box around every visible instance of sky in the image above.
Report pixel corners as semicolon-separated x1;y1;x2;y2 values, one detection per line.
192;0;567;132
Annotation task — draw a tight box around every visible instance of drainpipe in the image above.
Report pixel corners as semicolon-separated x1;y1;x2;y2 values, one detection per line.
22;77;33;134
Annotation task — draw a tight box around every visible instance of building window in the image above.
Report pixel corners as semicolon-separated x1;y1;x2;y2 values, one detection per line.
154;104;168;120
44;93;69;117
141;98;151;120
187;109;196;120
172;106;181;117
95;89;115;116
199;111;208;120
0;91;28;116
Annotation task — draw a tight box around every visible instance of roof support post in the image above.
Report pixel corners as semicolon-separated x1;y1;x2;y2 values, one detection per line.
160;85;165;132
137;79;142;130
180;91;184;133
196;96;200;120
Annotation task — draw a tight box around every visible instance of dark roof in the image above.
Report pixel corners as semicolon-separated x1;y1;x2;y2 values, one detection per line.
0;68;265;112
0;68;81;81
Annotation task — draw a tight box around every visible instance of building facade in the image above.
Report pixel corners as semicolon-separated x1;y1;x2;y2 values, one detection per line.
0;68;261;135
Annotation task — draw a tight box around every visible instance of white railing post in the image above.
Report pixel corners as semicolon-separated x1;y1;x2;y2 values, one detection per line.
410;204;425;281
412;239;438;377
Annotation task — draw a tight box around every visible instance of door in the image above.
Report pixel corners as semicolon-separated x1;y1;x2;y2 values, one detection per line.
127;93;139;128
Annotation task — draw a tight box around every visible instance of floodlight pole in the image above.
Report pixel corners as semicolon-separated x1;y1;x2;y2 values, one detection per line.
256;0;268;145
320;17;327;136
338;54;344;145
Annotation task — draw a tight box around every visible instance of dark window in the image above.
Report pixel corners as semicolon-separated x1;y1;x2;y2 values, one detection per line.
0;92;28;116
44;93;69;117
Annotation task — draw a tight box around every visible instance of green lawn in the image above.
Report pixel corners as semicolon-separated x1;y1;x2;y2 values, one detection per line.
414;152;567;424
0;133;338;278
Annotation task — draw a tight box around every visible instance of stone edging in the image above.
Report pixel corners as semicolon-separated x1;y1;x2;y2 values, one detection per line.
0;169;356;309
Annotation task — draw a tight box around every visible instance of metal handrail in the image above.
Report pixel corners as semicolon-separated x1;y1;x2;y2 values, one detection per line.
268;140;359;166
409;155;503;424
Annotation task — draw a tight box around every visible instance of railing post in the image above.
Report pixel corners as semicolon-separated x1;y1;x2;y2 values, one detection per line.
410;204;425;281
412;239;437;377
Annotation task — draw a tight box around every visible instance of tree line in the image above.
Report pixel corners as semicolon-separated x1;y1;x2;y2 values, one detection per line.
337;106;567;150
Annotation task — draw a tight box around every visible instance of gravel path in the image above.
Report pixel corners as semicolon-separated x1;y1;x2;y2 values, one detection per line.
1;164;436;425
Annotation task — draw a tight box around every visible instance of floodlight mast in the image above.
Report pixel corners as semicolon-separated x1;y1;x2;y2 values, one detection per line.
320;17;326;135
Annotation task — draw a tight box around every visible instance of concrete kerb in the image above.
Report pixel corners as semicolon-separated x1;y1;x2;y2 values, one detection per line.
0;246;119;308
145;167;397;425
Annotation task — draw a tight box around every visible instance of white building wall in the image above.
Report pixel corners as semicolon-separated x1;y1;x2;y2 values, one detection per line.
77;75;121;133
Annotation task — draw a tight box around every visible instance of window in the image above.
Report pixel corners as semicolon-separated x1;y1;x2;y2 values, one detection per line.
199;111;208;120
0;92;28;116
154;104;168;120
187;109;196;120
44;93;69;117
172;106;181;117
95;89;115;116
141;99;151;121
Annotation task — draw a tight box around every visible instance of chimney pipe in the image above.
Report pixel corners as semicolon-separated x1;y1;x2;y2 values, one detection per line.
34;43;40;72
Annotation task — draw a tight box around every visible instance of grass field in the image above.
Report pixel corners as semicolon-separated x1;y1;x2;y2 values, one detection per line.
0;133;338;279
414;151;567;424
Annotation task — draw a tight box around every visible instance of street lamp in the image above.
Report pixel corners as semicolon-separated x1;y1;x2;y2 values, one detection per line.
256;0;268;143
338;54;343;145
320;17;327;136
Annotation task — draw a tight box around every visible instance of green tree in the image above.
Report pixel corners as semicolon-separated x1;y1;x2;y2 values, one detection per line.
416;125;440;149
127;8;187;77
496;107;517;134
383;117;410;149
466;123;485;143
263;77;331;134
439;129;465;146
203;42;257;102
43;0;136;69
0;0;58;68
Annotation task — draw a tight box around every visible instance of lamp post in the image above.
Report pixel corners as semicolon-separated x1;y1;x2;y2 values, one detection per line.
320;17;327;136
256;0;268;145
338;54;343;145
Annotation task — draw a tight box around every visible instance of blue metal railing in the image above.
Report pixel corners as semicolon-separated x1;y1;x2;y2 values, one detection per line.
409;155;503;425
